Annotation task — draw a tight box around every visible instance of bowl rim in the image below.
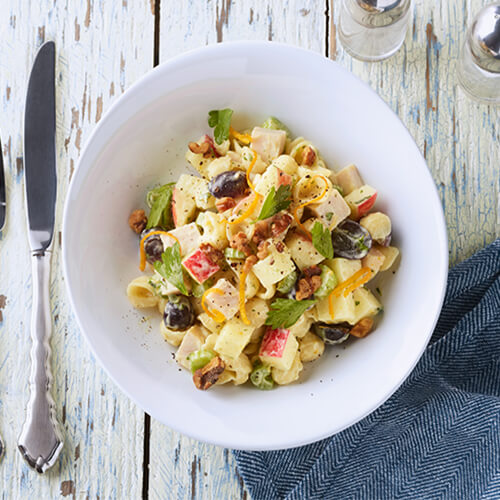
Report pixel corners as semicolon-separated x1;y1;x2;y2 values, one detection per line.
62;40;449;450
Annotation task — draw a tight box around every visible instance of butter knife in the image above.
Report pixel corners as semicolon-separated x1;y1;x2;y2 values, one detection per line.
18;41;63;473
0;135;5;231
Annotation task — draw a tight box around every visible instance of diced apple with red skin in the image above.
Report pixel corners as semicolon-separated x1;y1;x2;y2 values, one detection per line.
344;185;377;219
259;327;299;371
251;127;287;164
182;248;220;284
334;164;364;195
308;188;350;230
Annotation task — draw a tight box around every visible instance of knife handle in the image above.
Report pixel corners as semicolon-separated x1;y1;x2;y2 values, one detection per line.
18;251;63;473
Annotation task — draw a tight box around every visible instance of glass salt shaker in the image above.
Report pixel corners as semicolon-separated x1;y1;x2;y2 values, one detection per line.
339;0;412;62
457;3;500;105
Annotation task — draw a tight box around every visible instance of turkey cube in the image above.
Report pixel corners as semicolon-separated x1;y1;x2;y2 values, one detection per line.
308;188;350;230
352;287;382;324
285;231;324;270
182;249;220;284
259;328;298;371
160;222;201;256
214;318;255;359
205;279;239;320
251;127;287;164
175;325;206;369
252;243;296;289
315;292;356;325
334;164;364;195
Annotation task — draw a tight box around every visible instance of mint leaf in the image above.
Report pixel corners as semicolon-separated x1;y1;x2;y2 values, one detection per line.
311;221;334;259
257;184;292;220
146;183;175;229
265;298;316;329
153;242;188;295
208;108;233;144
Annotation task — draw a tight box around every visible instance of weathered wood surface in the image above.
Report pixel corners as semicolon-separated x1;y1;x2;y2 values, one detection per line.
1;0;498;499
151;1;498;499
0;1;153;498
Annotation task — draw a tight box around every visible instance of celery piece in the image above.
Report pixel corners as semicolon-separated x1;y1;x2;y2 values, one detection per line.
188;349;215;373
276;270;298;294
315;265;338;299
224;248;246;260
250;362;274;390
261;116;292;138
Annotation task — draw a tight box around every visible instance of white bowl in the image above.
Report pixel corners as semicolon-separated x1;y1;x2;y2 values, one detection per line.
63;42;448;450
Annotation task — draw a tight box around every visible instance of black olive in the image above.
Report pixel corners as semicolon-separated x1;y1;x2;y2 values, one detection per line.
331;220;372;259
163;294;195;331
313;322;350;345
208;170;248;198
141;227;164;264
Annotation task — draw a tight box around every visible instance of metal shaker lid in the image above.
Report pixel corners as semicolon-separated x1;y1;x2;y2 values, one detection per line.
469;3;500;73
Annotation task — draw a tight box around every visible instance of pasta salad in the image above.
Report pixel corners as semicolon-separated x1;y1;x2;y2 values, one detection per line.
127;110;400;390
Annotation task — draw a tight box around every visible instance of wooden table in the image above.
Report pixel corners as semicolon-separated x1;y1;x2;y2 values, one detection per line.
0;1;498;498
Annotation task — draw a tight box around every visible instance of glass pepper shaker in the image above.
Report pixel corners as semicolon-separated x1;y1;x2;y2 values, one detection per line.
457;3;500;105
339;0;412;62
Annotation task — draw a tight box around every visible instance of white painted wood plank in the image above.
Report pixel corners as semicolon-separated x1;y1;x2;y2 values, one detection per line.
151;2;326;499
329;0;499;265
0;1;154;498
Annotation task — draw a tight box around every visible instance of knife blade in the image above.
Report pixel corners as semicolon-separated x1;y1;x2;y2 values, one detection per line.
24;41;57;252
0;135;5;231
18;40;63;473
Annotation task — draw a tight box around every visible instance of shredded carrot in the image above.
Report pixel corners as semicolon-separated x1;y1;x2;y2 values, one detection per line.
201;288;226;323
139;231;180;271
228;192;261;225
342;269;374;297
239;269;251;325
331;267;373;298
230;126;252;145
293;175;329;239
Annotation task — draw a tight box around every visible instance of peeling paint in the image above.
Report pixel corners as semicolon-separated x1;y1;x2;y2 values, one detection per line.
74;18;80;41
60;480;75;498
95;95;103;123
215;0;232;43
84;0;91;28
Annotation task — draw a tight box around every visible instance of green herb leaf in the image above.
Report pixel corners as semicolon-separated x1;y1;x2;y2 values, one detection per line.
208;108;233;144
265;298;316;329
257;184;292;220
146;183;175;230
311;221;334;259
153;242;188;295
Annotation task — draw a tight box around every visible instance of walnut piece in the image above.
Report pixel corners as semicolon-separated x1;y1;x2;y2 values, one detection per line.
230;231;253;257
296;272;322;301
256;240;270;260
301;146;316;166
243;255;258;274
349;318;374;338
188;141;211;157
215;197;236;213
302;266;321;278
200;243;224;265
128;209;147;234
193;357;226;390
252;213;293;246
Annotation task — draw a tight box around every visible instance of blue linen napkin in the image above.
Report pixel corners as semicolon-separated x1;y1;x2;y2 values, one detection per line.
234;239;500;500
